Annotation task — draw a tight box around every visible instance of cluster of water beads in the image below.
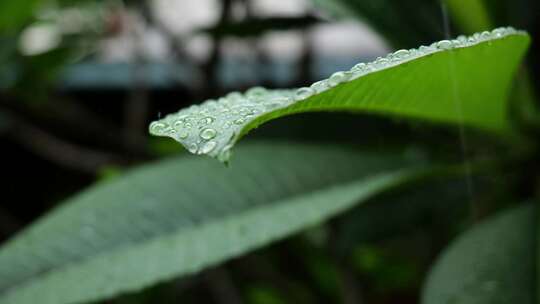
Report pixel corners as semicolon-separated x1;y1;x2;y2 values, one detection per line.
149;88;296;159
149;27;525;160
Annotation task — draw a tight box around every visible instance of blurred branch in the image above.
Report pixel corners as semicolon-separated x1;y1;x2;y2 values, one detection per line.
140;2;195;63
4;110;128;174
0;94;151;157
198;16;321;39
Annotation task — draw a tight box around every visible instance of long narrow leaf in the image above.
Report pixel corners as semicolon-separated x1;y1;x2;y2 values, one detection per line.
0;142;425;304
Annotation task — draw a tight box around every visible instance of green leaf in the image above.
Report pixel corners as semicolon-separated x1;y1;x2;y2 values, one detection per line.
149;28;530;162
422;204;536;304
0;142;425;304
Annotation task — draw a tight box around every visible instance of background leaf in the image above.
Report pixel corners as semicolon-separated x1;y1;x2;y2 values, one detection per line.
0;0;41;33
0;142;426;304
422;204;536;304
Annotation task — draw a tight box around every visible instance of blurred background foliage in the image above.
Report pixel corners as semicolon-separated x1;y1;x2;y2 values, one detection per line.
0;0;538;303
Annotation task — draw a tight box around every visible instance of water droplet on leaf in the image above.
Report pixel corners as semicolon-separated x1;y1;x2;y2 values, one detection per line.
200;128;217;140
200;140;217;154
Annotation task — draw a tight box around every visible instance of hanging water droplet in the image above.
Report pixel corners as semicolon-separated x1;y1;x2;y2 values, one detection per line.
188;143;198;154
200;128;217;140
200;140;217;154
295;87;314;100
218;144;233;162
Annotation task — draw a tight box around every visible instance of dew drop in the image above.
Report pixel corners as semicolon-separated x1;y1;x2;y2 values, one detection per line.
295;87;314;100
188;143;198;154
246;86;267;100
178;129;189;139
436;40;453;50
173;120;184;129
167;128;177;136
265;97;290;109
226;92;243;102
480;31;491;40
457;35;467;43
393;49;409;60
200;128;217;140
311;80;328;93
149;122;167;135
451;39;462;48
351;63;367;73
328;71;350;86
200;140;217;154
374;57;390;68
234;118;245;125
199;117;214;125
